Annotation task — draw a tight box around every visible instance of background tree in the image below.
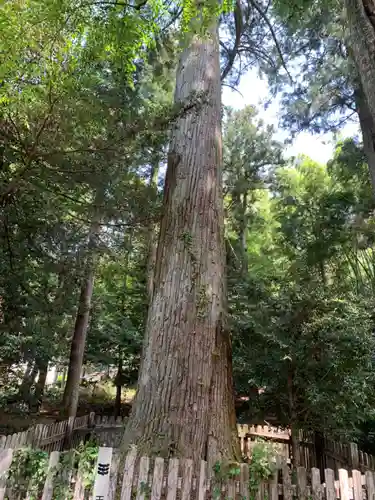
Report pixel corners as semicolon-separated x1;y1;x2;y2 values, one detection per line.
228;148;375;465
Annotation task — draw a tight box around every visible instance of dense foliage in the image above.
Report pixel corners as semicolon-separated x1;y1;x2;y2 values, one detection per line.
2;0;375;460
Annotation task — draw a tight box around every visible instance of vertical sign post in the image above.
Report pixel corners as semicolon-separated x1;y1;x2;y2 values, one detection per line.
93;447;113;500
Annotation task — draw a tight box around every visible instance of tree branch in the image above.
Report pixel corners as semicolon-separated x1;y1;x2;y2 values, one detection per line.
40;92;205;159
83;0;148;9
248;0;293;83
222;82;244;98
221;0;245;82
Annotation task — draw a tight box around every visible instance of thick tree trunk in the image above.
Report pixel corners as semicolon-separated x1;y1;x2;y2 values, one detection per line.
62;219;100;418
345;0;375;125
355;83;375;192
122;19;239;464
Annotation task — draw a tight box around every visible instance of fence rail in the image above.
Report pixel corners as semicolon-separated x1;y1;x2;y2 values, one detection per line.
0;414;90;453
0;414;290;455
1;414;374;476
1;445;375;499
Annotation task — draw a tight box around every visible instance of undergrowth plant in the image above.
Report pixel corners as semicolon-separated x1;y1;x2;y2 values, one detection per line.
248;440;278;499
75;439;100;491
212;439;278;500
5;439;98;500
6;448;48;500
52;439;99;500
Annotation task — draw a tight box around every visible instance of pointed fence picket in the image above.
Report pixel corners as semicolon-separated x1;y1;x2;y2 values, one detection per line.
1;445;375;499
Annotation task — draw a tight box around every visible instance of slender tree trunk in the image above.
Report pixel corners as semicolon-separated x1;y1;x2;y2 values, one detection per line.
314;431;325;478
355;83;375;193
20;361;34;387
146;158;160;302
345;0;375;126
113;236;132;419
122;17;239;464
32;359;48;412
290;425;300;469
62;217;100;418
287;370;300;467
239;192;248;273
319;260;326;290
114;355;123;418
18;361;37;403
62;265;96;417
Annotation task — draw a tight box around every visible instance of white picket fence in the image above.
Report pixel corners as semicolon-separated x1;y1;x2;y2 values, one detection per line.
1;445;375;499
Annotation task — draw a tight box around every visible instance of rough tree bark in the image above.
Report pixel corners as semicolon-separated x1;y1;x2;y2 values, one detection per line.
62;264;96;417
345;0;375;126
355;82;375;192
62;217;100;418
122;17;239;464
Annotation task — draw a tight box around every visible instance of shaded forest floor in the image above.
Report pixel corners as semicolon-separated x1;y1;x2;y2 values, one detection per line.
0;387;267;435
0;382;135;434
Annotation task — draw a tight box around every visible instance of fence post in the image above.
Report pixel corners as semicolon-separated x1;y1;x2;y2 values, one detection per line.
41;451;60;500
63;416;75;450
349;442;359;469
33;424;45;448
338;469;350;500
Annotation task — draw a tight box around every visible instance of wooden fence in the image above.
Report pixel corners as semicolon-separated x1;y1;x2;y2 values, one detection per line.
88;419;289;466
295;432;375;474
0;414;91;453
1;445;375;499
1;414;375;477
0;413;291;458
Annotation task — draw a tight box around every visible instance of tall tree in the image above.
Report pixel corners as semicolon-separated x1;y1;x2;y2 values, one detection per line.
268;0;375;193
0;0;173;413
62;192;102;418
223;105;283;271
344;0;375;130
229;153;375;465
122;5;239;463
